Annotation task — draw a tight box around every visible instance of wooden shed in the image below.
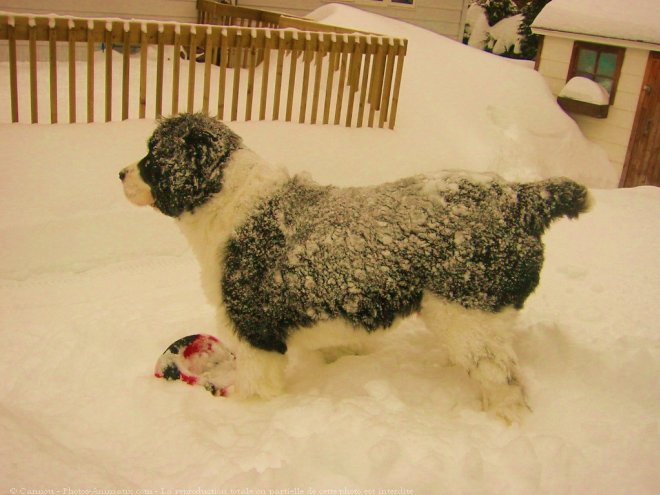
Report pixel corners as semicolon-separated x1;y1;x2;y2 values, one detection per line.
532;0;659;187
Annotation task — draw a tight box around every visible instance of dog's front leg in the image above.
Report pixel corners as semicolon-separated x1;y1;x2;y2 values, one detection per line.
232;341;287;399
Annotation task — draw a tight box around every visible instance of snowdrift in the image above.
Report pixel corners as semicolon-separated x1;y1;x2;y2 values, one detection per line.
0;3;658;493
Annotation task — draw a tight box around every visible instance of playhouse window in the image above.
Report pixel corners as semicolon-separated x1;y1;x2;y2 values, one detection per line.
568;42;625;105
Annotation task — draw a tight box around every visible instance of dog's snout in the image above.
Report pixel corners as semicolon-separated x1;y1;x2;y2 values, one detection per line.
119;168;128;181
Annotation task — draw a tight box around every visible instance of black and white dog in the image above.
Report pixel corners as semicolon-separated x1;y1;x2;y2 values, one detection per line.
120;113;590;422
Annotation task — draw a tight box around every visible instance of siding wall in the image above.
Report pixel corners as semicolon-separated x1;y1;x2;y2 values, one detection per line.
0;0;198;23
537;36;648;178
0;0;469;39
238;0;469;40
0;0;198;62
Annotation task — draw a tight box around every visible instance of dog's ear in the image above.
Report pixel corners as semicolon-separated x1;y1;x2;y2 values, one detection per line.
184;126;220;179
183;118;242;180
184;127;216;150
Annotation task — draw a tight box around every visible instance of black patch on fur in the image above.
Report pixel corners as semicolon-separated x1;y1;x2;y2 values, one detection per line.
162;363;181;381
222;174;589;354
138;113;242;217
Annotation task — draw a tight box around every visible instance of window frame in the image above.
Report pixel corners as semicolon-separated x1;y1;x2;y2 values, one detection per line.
566;41;625;105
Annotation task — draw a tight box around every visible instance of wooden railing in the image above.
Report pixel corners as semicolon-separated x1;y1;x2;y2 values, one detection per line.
0;2;407;128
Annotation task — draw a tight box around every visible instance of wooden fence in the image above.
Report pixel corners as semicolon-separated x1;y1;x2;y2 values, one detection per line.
0;1;407;128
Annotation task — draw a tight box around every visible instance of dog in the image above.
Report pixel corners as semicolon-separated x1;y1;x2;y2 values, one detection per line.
120;113;591;422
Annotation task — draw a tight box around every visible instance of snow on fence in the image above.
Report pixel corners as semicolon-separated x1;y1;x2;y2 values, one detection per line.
0;1;407;129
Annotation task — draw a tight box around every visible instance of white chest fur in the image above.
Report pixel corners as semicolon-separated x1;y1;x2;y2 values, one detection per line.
176;148;288;307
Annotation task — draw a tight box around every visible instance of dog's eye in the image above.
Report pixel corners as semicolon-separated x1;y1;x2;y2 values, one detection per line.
137;155;160;184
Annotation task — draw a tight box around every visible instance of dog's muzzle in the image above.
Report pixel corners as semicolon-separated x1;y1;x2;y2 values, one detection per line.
120;163;155;207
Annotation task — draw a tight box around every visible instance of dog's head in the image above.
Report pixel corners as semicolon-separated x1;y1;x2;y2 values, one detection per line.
120;113;243;217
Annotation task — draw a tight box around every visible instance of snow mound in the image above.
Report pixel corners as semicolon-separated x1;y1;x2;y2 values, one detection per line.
560;77;610;105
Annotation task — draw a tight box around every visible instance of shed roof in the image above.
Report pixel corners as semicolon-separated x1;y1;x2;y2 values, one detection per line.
532;0;660;47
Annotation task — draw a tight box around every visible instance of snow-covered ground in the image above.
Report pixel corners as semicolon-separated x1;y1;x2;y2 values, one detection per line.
0;3;658;493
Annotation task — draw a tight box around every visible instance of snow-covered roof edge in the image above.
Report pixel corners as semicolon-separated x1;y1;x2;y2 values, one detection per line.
531;0;660;49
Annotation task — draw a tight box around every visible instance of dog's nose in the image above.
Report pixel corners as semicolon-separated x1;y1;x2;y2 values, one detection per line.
119;169;127;181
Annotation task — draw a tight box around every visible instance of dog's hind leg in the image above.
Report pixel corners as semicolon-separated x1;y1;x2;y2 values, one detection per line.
420;293;529;424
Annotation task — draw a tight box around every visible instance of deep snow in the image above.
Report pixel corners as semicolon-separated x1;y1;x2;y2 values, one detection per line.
0;3;658;494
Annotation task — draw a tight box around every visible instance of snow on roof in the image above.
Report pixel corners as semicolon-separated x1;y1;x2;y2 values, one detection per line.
532;0;660;46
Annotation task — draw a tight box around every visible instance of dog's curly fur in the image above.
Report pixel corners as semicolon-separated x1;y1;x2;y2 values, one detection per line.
121;113;591;422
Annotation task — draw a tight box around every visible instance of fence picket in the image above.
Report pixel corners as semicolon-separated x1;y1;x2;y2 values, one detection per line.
155;25;165;118
323;40;338;125
357;46;372;128
217;30;228;119
245;30;257;121
139;25;148;118
86;21;94;123
8;22;18;122
286;41;299;122
299;35;313;124
272;33;286;121
334;44;349;125
231;30;241;121
121;26;130;120
172;27;181;115
345;38;363;127
104;27;112;122
67;21;76;123
202;27;214;115
187;27;197;113
310;43;324;125
29;21;38;123
49;21;58;123
378;40;397;128
388;42;406;130
258;32;271;121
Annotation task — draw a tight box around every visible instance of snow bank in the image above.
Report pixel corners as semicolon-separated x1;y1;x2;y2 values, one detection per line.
0;3;658;493
255;3;618;189
533;0;660;45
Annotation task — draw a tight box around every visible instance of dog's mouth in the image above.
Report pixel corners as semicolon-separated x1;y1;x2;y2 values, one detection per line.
119;163;155;207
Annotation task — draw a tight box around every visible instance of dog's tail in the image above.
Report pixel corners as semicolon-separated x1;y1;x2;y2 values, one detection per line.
515;178;592;236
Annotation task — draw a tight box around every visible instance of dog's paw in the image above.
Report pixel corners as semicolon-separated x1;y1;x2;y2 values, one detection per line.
482;382;531;425
233;346;287;399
